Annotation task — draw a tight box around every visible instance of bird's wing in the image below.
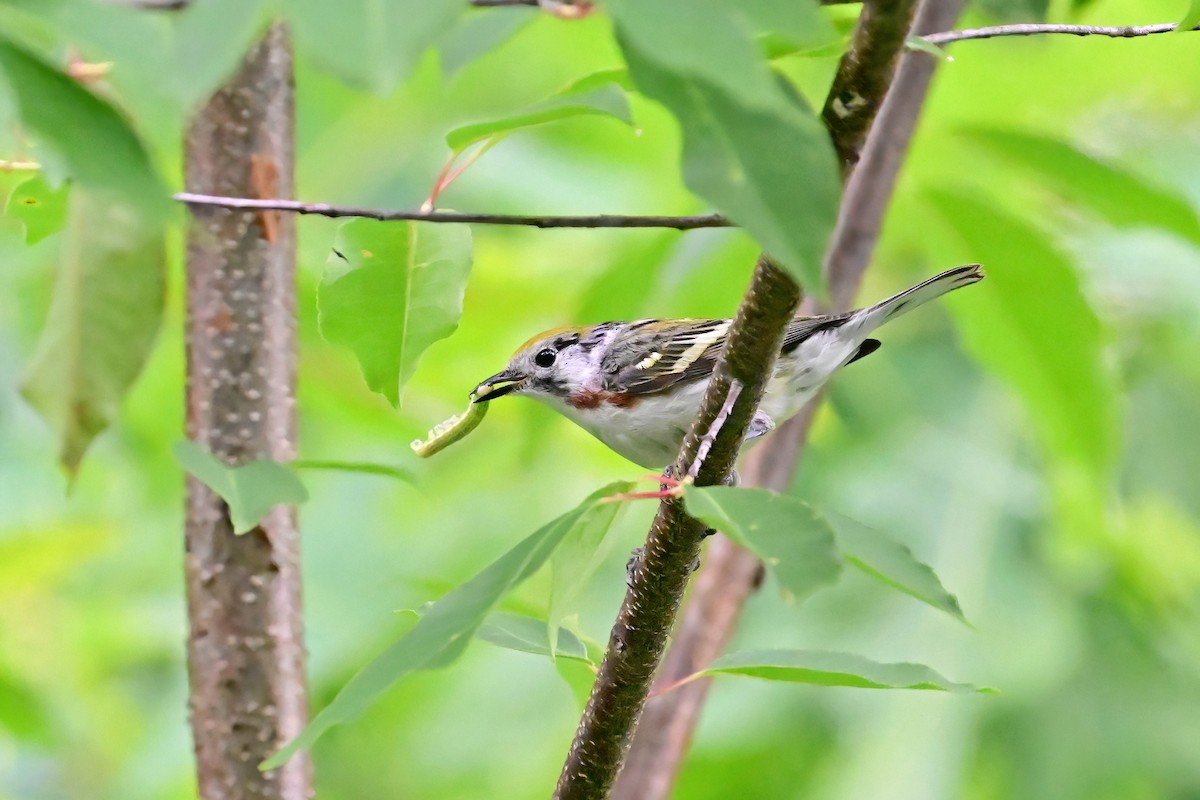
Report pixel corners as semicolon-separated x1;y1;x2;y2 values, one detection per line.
779;311;854;353
602;318;732;395
606;311;859;396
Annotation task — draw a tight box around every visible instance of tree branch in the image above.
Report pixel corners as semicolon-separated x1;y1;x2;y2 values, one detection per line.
612;1;963;797
922;21;1194;46
553;256;802;800
183;24;310;800
174;193;731;230
823;0;920;172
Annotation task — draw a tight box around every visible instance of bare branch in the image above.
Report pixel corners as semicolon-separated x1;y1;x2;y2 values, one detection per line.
923;21;1193;46
174;193;731;230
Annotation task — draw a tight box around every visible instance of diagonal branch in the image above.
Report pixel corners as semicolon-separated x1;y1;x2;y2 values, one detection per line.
612;1;963;797
823;0;920;172
553;256;802;800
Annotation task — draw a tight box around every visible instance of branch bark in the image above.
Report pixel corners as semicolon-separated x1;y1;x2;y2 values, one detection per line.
553;256;802;800
183;23;311;800
922;20;1195;45
612;2;964;797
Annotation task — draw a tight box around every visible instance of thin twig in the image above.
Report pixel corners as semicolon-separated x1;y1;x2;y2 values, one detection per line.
923;21;1192;45
174;193;731;230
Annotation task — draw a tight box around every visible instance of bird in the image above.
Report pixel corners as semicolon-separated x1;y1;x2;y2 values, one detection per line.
471;264;983;469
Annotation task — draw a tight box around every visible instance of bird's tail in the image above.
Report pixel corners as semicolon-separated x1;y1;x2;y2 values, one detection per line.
856;264;984;332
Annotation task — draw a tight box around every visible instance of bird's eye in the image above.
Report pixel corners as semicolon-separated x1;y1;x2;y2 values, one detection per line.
534;348;557;368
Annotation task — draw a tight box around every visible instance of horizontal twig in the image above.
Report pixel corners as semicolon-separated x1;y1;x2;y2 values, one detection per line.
923;21;1192;45
174;192;732;230
469;0;860;5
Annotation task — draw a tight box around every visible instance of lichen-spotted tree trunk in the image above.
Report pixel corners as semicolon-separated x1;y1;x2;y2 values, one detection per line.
182;23;311;800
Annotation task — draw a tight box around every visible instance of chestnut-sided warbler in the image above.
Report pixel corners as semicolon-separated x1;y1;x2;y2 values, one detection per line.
473;264;983;468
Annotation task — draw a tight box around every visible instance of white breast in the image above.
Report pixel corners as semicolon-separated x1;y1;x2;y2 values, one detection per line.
539;380;712;469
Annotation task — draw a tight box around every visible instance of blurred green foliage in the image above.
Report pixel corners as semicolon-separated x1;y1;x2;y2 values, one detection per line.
1;0;1200;798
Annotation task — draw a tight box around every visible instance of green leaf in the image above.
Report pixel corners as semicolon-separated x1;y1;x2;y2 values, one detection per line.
966;128;1200;246
293;459;416;485
173;441;309;535
318;220;473;407
264;481;631;770
704;649;993;693
548;494;626;657
167;0;272;113
439;8;534;77
446;73;633;154
1181;0;1200;32
19;189;165;474
477;612;594;664
608;0;840;292
5;175;68;244
825;511;968;624
684;486;842;603
905;35;952;61
927;190;1118;475
0;35;166;217
286;0;462;93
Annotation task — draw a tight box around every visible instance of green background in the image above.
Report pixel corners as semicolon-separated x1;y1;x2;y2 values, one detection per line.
2;0;1199;797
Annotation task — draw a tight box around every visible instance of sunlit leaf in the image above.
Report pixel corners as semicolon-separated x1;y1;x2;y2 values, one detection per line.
264;481;631;769
1178;0;1200;31
477;612;594;664
703;649;993;693
548;494;626;657
286;0;462;94
684;486;842;603
446;71;632;154
5;175;67;244
19;189;165;474
826;511;968;624
607;0;840;292
928;191;1119;475
293;459;416;485
0;35;166;216
173;441;309;535
318;220;473;407
966;128;1200;246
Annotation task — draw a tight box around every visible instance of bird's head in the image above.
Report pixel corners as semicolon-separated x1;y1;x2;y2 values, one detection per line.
472;325;596;404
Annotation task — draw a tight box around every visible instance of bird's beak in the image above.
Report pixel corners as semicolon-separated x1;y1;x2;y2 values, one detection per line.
472;370;526;403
